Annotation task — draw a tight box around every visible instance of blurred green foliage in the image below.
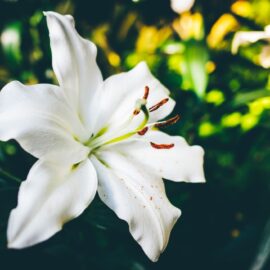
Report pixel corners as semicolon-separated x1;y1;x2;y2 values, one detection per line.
0;0;270;269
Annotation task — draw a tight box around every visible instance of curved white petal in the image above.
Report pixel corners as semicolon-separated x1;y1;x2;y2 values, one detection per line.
92;62;176;135
170;0;195;14
232;30;270;54
8;159;97;248
0;81;89;164
104;130;205;183
259;45;270;68
91;153;181;262
44;11;103;129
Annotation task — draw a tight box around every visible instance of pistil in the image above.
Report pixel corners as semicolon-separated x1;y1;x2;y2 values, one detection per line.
133;86;150;115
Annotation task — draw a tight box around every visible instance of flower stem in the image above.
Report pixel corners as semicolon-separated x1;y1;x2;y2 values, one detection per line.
0;168;21;184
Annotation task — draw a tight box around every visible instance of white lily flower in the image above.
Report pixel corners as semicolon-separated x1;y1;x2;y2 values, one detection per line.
0;12;205;261
170;0;195;14
232;25;270;68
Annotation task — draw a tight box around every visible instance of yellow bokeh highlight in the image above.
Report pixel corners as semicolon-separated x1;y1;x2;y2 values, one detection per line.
199;122;217;137
249;100;264;116
207;14;239;49
136;26;172;53
205;61;216;74
108;52;121;67
125;53;142;68
231;1;253;18
261;96;270;109
222;112;242;127
248;96;270;117
168;54;183;74
173;12;204;41
241;113;259;131
232;0;270;26
206;89;225;106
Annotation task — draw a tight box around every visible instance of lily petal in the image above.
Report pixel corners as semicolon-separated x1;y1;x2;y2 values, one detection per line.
170;0;195;14
93;62;176;134
91;153;181;262
8;159;97;248
232;30;270;54
259;45;270;68
0;81;89;164
44;11;103;129
104;130;205;183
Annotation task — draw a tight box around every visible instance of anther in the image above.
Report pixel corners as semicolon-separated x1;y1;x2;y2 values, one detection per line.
149;98;169;112
143;86;150;100
133;109;140;115
150;142;175;149
137;127;148;136
154;114;180;128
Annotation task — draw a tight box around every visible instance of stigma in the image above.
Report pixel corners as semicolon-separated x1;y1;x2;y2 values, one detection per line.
133;86;149;115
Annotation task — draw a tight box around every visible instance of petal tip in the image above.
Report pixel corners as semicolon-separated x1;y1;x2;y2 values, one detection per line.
43;11;54;17
193;145;205;156
175;207;182;219
192;145;206;183
7;241;17;249
137;60;148;67
150;254;160;263
135;61;150;73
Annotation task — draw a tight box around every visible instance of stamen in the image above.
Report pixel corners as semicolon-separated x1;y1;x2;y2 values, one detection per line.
137;127;148;136
143;86;150;100
133;109;140;115
149;98;169;112
154;114;180;128
150;142;175;149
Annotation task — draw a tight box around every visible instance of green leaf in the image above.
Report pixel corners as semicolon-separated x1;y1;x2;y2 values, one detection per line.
182;40;209;98
233;89;270;107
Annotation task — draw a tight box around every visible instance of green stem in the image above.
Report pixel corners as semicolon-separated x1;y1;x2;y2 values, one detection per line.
0;168;21;184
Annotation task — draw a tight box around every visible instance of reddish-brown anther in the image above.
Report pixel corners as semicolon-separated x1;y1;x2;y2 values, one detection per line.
149;98;169;112
143;86;150;100
137;127;149;136
150;142;175;149
155;114;180;128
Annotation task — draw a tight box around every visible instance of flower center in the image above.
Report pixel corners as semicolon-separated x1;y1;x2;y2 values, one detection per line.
85;86;179;154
